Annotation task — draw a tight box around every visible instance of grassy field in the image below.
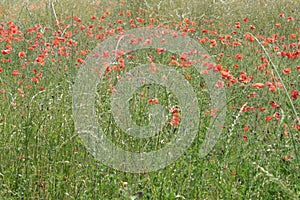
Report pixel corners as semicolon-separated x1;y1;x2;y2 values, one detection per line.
0;0;299;199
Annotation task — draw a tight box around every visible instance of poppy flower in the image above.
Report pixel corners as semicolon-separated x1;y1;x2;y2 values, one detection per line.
170;116;180;126
1;49;10;55
259;107;266;112
73;16;81;22
271;101;279;108
136;17;144;23
275;23;281;28
282;68;291;74
273;112;280;120
169;107;179;114
235;54;243;60
19;51;26;58
265;116;272;121
234;22;240;28
148;98;159;104
249;25;255;30
156;48;166;54
251;83;264;89
243;18;249;22
215;80;224;88
290;34;296;39
12;70;20;77
291;90;298;100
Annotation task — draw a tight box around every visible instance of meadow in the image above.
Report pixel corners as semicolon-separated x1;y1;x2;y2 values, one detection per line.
0;0;299;199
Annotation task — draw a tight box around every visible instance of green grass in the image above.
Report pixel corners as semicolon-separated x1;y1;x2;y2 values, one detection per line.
0;0;299;199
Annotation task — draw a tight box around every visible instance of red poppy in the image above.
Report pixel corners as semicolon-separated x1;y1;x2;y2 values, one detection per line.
273;112;280;120
259;107;266;112
234;22;240;28
148;98;159;104
282;68;291;74
1;49;10;55
12;70;20;77
265;116;272;121
169;107;179;114
243;18;249;22
290;34;296;39
136;17;144;23
235;54;243;60
275;23;281;28
291;90;298;100
156;48;166;54
215;80;224;88
251;83;264;89
19;51;26;58
77;58;84;64
170;116;180;126
73;16;81;22
249;25;255;30
271;101;279;108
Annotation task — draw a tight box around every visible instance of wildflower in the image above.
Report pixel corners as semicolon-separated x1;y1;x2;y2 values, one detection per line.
291;90;298;100
275;23;281;28
265;116;272;121
215;80;224;88
169;107;178;114
156;48;166;54
170;116;180;126
290;34;296;39
19;51;26;58
259;107;266;112
235;54;243;60
136;17;144;23
273;112;280;120
243;17;249;22
12;70;20;77
251;83;264;89
1;49;10;55
234;22;240;28
77;58;84;64
73;16;81;22
282;68;291;74
249;25;255;30
271;101;279;108
148;98;159;104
